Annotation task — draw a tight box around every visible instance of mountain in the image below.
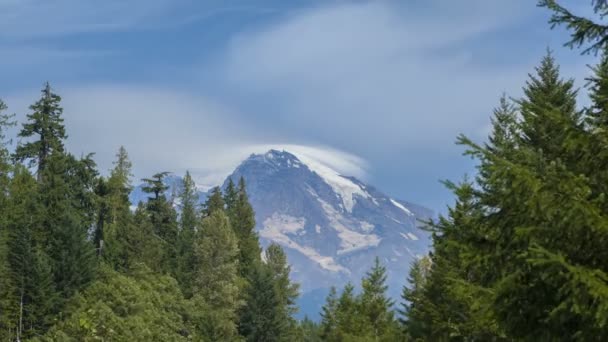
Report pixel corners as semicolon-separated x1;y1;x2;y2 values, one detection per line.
131;149;432;319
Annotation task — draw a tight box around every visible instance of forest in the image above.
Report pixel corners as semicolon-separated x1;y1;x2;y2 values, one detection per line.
2;0;608;341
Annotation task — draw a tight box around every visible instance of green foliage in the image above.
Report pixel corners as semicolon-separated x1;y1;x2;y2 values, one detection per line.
239;261;283;342
13;83;66;179
141;171;179;274
231;177;262;277
265;243;300;338
320;259;401;342
176;170;199;298
193;210;242;340
539;0;608;54
36;264;199;341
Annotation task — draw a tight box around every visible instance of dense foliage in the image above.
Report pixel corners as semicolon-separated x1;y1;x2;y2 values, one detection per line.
403;2;608;341
3;1;608;340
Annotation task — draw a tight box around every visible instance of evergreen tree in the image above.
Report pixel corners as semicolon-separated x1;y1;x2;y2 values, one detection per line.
320;287;338;340
193;210;241;340
335;283;368;340
40;153;97;300
238;261;283;342
265;243;300;338
203;186;225;216
232;177;262;277
13;83;66;181
399;256;431;339
97;147;134;269
141;172;178;274
359;257;397;340
516;51;580;162
0;99;16;338
5;166;57;339
224;177;238;213
176;171;199;297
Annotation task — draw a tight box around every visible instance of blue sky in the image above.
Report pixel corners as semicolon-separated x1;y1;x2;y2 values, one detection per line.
0;0;598;212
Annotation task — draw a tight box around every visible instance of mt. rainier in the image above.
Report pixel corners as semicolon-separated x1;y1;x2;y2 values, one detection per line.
131;148;432;318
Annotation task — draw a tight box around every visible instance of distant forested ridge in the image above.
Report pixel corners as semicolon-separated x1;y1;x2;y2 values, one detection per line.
2;0;608;340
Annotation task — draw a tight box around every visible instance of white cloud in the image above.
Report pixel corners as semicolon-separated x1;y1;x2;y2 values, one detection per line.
217;0;584;158
5;84;370;190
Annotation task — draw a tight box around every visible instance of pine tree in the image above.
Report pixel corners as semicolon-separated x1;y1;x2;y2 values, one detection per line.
517;50;580;162
141;172;178;274
359;257;396;339
176;171;199;297
224;177;238;213
334;282;368;340
5;166;57;339
0;99;17;340
40;153;97;300
265;243;300;338
193;210;241;340
238;261;283;342
13;83;67;181
320;287;338;340
97;147;135;269
203;186;225;216
231;177;262;277
399;257;431;338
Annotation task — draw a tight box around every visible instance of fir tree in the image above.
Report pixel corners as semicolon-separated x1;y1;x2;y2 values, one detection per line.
360;257;396;340
6;166;57;339
231;177;262;277
176;171;199;297
238;262;283;342
13;83;66;181
399;256;431;338
224;177;238;213
40;153;97;300
0;99;16;339
203;186;225;216
193;210;241;340
141;172;178;274
319;287;338;340
265;243;300;338
97;147;135;269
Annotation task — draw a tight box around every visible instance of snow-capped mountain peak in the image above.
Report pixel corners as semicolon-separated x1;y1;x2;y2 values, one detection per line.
131;148;432;319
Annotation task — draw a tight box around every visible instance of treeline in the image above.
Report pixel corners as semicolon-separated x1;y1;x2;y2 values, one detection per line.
0;84;406;341
0;84;305;341
402;2;608;341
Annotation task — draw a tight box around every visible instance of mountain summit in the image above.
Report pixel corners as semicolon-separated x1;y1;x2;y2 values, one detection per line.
224;150;432;314
131;149;432;318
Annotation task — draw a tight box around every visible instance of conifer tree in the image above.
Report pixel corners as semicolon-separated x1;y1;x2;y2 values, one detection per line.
320;287;338;340
96;147;134;269
517;51;580;162
265;243;300;337
238;261;283;342
334;283;368;340
0;100;17;339
203;186;225;216
6;166;57;339
399;257;431;338
193;210;241;340
141;172;178;274
13;83;66;181
360;257;397;340
176;171;199;297
231;177;262;277
40;153;97;300
224;177;238;213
